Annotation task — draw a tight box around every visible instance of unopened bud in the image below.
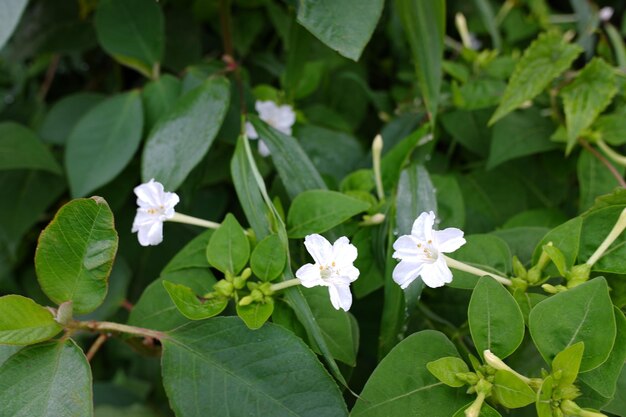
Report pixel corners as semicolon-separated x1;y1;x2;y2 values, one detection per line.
213;280;234;297
512;256;527;279
239;295;254;306
566;264;591;288
456;372;479;385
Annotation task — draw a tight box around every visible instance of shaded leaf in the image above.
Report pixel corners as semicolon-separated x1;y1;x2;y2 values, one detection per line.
0;122;61;174
0;295;62;345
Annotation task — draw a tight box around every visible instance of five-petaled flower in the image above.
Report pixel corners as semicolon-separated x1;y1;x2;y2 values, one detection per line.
295;234;360;311
245;100;296;156
132;179;180;247
392;211;466;289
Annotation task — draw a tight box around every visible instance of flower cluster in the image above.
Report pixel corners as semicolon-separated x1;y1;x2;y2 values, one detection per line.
245;100;296;156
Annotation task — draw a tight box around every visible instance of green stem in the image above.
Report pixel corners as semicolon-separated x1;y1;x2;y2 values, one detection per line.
270;278;301;292
169;213;221;229
444;255;512;286
597;138;626;168
586;207;626;266
71;320;165;340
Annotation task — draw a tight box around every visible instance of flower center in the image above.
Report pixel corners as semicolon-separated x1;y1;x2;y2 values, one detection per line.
417;240;439;263
319;261;339;280
146;205;166;216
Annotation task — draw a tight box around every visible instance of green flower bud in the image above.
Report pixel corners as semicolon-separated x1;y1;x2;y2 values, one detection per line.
475;378;492;395
239;295;254;306
214;280;234;297
456;372;479;385
566;264;591;288
512;256;527;279
527;266;543;284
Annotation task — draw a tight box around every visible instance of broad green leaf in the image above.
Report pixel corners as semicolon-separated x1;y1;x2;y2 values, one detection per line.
492;370;535;408
487;108;558;169
490;32;582;124
395;0;445;122
593;107;626;146
468;276;525;359
161;317;348;417
163;281;227;321
296;0;384;61
0;295;62;345
432;174;465;229
0;122;61;174
543;244;568;276
66;91;144;197
529;277;616;371
236;299;274;330
532;217;583;270
472;0;501;49
0;0;28;50
39;93;105;145
536;375;554;417
426;356;470;387
562;58;617;153
440;109;491;157
302;286;358;366
452;403;501;417
578;308;626;397
142;74;181;132
552;342;584;387
206;214;249;275
250;234;286;282
603;365;626;416
352;330;469;417
0;346;21;367
0;340;92;417
94;404;158;417
250;116;325;199
95;0;164;76
448;235;512;289
580;206;626;273
494;227;550;265
79;257;131;321
286;190;370;238
0;170;65;257
513;289;547;325
396;164;437;236
231;137;272;240
142;77;230;191
579;158;625;230
35;197;118;314
351;228;384;298
380;124;431;192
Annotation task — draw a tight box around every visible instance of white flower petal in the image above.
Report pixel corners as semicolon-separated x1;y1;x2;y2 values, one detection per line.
332;236;358;267
434;228;466;254
245;121;259;139
392;235;419;260
257;140;271;157
328;284;352;311
137;221;164;246
255;100;276;117
411;211;435;241
392;260;424;289
134;179;162;207
303;234;333;265
342;265;360;283
420;258;453;288
295;263;324;287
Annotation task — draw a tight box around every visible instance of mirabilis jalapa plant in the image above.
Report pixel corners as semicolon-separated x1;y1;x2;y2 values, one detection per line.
3;0;626;416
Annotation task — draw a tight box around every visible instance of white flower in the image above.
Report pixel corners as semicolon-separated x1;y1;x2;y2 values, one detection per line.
599;6;614;22
392;211;466;289
245;100;296;157
131;179;180;246
295;234;360;311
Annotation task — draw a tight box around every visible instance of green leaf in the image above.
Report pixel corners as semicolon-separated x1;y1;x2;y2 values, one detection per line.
578;308;626;397
129;231;216;331
440;109;491;157
432;174;465;229
142;77;230;191
35;197;118;314
39;93;105;145
0;346;21;367
552;342;584;387
352;330;469;417
562;58;617;153
236;299;274;330
468;276;525;359
302;286;359;366
161;317;348;417
536;375;554;417
492;370;535;408
0;295;62;345
543;244;568;276
142;74;181;132
487;108;558;169
529;277;616;372
0;0;28;51
250;234;286;282
426;357;470;387
490;32;582;125
95;0;164;75
395;0;445;122
206;214;249;275
448;235;512;289
580;205;626;273
286;190;370;238
0;340;93;417
380;124;431;192
295;0;384;61
396;164;437;236
250;116;326;200
577;151;624;212
231;137;272;240
513;290;547;325
66;91;144;197
163;281;227;321
472;0;501;49
0;122;61;174
532;217;583;270
603;365;626;416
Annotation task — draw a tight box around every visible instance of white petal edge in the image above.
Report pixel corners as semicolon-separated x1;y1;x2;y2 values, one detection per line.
303;234;333;265
392;260;424;289
434;228;466;254
328;284;352;311
420;258;453;288
332;236;358;266
411;211;435;242
295;263;324;288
